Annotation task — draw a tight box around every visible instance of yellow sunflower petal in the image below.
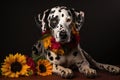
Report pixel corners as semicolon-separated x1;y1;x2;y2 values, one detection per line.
3;71;12;76
40;73;46;76
17;55;26;64
15;53;24;62
45;63;50;67
14;53;21;61
9;54;15;62
15;72;20;78
1;64;10;69
1;67;9;73
20;64;30;75
46;71;52;75
44;61;52;67
14;53;19;59
15;73;19;78
47;66;52;69
4;56;9;62
9;73;16;78
36;59;53;76
4;55;14;64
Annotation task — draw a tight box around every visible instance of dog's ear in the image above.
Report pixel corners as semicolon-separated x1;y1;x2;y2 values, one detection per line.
70;8;85;31
35;9;50;34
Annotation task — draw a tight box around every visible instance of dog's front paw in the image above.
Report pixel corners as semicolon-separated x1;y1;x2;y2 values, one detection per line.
85;68;97;78
61;68;74;79
80;67;97;78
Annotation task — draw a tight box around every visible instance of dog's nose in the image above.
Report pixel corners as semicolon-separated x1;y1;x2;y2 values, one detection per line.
59;31;67;39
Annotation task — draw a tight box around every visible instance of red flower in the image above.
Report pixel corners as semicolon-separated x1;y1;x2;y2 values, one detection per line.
50;37;61;50
42;30;50;35
75;34;80;43
26;56;36;75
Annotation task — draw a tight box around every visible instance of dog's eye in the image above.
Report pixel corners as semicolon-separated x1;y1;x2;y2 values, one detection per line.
50;17;59;28
52;20;57;24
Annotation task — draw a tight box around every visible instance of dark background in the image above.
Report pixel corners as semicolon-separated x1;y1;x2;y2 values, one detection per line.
1;0;120;64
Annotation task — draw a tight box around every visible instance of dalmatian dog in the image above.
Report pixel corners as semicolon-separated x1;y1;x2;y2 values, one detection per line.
32;6;120;78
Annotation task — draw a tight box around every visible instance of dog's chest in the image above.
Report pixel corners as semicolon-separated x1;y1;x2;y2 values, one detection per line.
46;47;79;66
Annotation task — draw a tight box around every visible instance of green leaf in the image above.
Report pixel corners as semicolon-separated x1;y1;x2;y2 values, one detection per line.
32;53;46;63
40;34;51;40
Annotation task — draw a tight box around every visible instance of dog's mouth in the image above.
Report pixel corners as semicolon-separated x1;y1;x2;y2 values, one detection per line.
60;38;68;43
59;31;69;43
55;36;69;43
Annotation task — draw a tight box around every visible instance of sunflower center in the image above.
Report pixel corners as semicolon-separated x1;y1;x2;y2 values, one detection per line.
39;64;46;73
11;61;22;73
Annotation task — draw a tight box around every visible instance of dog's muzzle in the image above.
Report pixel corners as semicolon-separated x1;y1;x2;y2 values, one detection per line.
59;31;68;41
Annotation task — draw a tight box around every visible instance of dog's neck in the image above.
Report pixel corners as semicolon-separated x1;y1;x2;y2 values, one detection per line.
41;32;80;55
60;34;80;53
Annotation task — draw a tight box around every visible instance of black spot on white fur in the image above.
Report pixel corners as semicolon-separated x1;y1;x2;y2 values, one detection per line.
38;43;41;48
59;9;61;12
48;52;51;56
62;14;64;17
77;14;81;23
55;64;58;69
73;51;78;56
50;10;55;14
32;46;38;55
52;15;54;18
48;17;51;20
55;55;60;60
49;56;53;61
68;11;72;16
107;66;110;70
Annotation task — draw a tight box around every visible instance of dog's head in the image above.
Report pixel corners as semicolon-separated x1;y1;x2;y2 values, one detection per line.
35;6;84;43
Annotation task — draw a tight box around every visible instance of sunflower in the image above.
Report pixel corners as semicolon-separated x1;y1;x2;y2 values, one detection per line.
42;35;52;49
1;53;30;78
36;59;52;76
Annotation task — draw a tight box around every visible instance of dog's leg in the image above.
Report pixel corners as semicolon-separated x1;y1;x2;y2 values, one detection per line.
76;58;97;78
52;64;73;78
76;60;97;78
96;63;120;74
76;44;97;78
81;47;120;74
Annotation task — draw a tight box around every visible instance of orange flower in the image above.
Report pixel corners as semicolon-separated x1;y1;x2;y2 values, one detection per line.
71;25;79;35
52;48;64;55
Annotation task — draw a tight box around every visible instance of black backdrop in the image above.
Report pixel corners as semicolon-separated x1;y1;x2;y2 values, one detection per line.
1;0;120;64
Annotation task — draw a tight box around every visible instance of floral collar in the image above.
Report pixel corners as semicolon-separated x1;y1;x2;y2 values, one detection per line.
41;23;80;55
